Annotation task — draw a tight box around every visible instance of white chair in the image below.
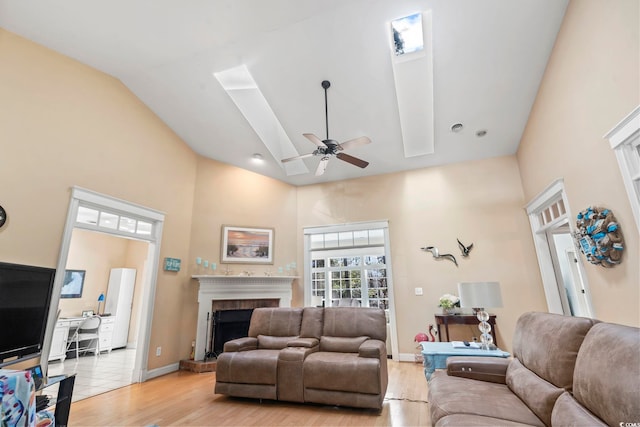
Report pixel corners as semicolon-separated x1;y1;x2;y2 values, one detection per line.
67;315;101;358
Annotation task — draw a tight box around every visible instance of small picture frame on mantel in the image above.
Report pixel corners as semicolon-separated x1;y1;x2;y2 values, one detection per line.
221;225;274;264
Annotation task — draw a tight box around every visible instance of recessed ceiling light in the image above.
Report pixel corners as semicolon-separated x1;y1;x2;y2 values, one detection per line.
476;130;487;137
450;123;463;133
251;153;264;163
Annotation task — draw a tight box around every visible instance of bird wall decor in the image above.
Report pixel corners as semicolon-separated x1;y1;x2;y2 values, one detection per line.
457;238;474;257
421;245;458;267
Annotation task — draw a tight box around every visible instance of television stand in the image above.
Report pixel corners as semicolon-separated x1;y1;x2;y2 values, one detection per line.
39;374;76;427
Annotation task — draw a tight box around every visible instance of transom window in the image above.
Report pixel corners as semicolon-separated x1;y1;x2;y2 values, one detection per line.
75;205;154;240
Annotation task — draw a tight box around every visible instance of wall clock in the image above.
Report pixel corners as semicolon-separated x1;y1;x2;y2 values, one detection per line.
0;205;5;228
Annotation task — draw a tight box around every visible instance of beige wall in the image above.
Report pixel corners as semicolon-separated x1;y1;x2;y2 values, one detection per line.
297;156;547;354
517;0;640;326
0;29;198;369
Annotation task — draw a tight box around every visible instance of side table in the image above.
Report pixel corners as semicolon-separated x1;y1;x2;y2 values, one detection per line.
420;341;510;381
435;314;498;346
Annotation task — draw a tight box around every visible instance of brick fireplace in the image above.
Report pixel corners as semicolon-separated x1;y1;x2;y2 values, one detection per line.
191;275;296;361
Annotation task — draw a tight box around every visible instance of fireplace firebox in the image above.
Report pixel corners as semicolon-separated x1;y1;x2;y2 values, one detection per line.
211;309;254;358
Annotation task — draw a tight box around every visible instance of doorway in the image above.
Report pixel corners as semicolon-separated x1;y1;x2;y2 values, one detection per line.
525;179;594;317
303;221;399;360
42;186;165;387
547;227;590;316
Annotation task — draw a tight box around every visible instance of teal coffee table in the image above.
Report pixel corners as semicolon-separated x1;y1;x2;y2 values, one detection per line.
420;341;510;380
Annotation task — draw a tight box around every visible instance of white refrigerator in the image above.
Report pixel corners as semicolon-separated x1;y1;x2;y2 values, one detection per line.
105;268;136;349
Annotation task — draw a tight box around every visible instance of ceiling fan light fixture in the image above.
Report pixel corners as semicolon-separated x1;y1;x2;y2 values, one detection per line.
281;81;372;176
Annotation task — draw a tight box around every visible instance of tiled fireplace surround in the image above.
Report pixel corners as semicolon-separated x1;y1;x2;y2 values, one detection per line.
192;275;296;361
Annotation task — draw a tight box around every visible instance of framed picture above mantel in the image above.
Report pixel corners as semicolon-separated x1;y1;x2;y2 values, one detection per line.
221;225;274;264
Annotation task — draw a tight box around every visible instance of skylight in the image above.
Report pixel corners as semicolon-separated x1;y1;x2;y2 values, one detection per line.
389;11;434;157
391;13;424;56
214;65;308;176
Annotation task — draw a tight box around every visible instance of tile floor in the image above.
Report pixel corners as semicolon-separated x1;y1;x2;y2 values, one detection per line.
46;348;136;402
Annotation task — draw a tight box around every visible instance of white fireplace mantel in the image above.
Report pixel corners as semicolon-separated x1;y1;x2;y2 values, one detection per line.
191;275;297;361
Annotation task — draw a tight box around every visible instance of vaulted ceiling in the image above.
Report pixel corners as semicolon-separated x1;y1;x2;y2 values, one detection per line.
0;0;569;186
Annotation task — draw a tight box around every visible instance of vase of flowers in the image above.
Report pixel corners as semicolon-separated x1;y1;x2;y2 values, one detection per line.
439;293;460;315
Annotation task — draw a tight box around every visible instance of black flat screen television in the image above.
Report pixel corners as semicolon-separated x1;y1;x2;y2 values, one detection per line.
0;261;56;365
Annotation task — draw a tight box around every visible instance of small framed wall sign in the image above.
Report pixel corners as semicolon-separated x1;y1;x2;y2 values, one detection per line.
221;225;274;264
164;257;181;272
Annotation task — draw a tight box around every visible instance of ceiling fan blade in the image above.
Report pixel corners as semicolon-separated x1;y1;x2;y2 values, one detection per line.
338;136;371;151
281;153;314;163
336;152;369;169
303;133;327;148
315;157;330;176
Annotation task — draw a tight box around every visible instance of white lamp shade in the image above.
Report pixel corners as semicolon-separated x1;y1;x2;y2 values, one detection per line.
310;295;323;307
458;282;503;308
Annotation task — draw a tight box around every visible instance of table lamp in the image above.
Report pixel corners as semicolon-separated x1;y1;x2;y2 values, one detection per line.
458;282;503;350
310;295;324;307
97;293;105;315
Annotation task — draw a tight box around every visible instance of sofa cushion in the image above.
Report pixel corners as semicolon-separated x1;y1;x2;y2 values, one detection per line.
436;414;541;426
286;337;319;348
428;371;544;427
300;307;324;339
322;307;386;341
511;312;597;390
248;307;303;337
505;358;563;426
571;322;640;426
551;392;606;427
257;335;297;349
303;352;382;395
320;336;369;353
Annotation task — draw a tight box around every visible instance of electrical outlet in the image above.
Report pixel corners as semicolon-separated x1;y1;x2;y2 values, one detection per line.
414;287;423;296
156;346;161;356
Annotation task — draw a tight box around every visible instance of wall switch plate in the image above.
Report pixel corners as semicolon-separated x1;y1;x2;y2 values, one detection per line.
414;287;423;296
156;346;162;356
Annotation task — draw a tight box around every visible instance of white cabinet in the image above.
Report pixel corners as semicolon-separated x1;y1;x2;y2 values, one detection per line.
48;318;83;362
98;316;116;353
105;268;136;349
49;323;70;362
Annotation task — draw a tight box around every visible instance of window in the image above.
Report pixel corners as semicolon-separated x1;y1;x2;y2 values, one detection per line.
305;223;391;309
604;106;640;233
75;204;155;240
309;250;389;309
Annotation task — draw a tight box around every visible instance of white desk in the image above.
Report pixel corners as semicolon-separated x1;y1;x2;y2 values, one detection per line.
48;316;116;361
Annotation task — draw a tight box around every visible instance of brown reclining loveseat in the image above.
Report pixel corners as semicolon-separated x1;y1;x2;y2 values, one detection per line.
214;306;388;410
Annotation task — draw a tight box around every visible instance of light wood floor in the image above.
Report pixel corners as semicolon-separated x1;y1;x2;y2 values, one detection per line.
67;360;431;426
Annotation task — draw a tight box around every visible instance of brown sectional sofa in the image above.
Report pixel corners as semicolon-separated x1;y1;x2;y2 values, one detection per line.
214;306;388;410
428;311;640;426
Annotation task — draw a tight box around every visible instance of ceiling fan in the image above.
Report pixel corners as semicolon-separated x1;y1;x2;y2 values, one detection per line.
282;80;371;176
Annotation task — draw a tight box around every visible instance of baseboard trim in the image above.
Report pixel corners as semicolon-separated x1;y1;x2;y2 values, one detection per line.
398;352;425;363
142;362;180;381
